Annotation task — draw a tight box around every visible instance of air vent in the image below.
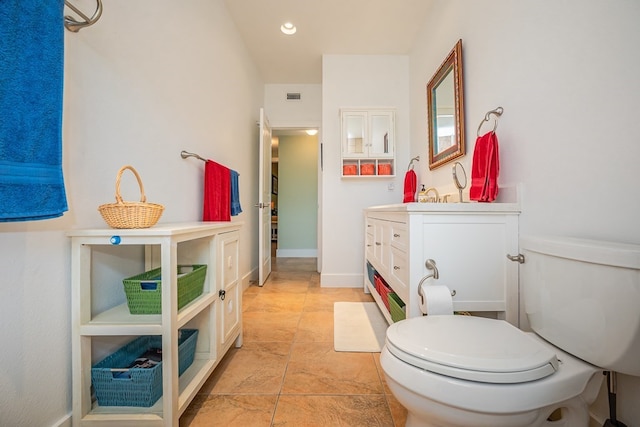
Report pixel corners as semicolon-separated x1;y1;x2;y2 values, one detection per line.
286;92;301;101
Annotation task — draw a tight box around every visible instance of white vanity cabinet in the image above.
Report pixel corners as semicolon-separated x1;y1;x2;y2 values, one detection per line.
68;222;242;427
364;204;520;325
341;109;395;177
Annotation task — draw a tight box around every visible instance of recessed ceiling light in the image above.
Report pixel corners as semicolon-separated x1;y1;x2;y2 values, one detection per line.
280;22;296;35
305;129;318;136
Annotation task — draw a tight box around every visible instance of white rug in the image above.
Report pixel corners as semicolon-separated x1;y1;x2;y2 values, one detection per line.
334;302;388;352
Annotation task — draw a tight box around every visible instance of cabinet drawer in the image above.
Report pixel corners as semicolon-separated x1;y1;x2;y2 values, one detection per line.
220;281;241;346
390;222;408;252
220;233;239;288
389;247;409;303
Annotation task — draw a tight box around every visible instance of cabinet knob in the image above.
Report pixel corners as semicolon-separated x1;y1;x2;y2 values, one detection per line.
393;266;400;270
375;242;381;246
393;233;400;237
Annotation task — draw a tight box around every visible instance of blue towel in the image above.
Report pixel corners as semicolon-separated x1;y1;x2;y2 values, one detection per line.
230;170;242;216
0;0;68;222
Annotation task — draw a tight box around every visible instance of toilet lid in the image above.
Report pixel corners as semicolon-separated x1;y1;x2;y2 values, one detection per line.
385;315;559;384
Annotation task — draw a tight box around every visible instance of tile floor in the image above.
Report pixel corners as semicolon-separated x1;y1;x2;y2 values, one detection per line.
180;257;407;426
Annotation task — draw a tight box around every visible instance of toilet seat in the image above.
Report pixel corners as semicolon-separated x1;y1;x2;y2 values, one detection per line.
385;315;559;384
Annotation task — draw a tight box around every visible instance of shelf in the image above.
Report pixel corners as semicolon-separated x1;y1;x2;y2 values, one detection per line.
365;277;392;325
71;222;243;427
80;358;216;426
81;293;217;336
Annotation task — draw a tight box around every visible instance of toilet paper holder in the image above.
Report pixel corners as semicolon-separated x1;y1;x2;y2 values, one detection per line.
417;259;456;306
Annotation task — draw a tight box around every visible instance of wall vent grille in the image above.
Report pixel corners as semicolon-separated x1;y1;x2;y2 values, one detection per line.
286;92;302;100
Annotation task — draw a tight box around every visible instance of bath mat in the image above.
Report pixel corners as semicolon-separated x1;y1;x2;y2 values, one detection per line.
334;302;388;352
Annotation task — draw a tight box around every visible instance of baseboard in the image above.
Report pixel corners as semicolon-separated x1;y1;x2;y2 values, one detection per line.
242;269;256;291
320;273;362;288
51;414;71;427
276;248;317;258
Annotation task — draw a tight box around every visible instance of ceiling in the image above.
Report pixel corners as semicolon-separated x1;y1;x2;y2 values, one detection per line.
222;0;434;84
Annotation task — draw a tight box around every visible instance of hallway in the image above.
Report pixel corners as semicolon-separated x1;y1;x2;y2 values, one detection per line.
180;257;407;426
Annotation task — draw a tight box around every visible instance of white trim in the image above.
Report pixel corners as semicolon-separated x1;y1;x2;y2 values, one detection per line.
51;414;71;427
320;273;362;288
276;248;317;258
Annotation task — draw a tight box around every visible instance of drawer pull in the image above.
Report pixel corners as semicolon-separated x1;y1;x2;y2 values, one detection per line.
393;266;400;270
393;233;400;237
375;242;381;246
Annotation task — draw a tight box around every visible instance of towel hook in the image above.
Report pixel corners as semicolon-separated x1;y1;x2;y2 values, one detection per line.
407;156;420;171
64;0;103;33
477;106;504;137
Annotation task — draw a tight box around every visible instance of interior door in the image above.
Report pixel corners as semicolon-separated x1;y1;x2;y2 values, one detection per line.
257;108;272;286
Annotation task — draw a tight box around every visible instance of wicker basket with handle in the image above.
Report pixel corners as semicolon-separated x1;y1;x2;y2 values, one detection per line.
98;165;164;229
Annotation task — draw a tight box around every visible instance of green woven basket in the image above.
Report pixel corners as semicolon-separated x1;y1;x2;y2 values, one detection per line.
388;293;406;323
122;265;207;314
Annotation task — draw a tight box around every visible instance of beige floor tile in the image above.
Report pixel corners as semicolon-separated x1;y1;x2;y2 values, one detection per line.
303;288;371;312
181;257;407;427
242;311;301;342
181;394;277;427
273;395;394;427
385;393;408;427
199;342;291;394
244;292;307;313
294;311;334;342
282;342;383;395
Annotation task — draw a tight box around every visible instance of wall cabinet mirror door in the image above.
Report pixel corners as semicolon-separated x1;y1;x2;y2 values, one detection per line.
368;112;394;158
343;112;366;157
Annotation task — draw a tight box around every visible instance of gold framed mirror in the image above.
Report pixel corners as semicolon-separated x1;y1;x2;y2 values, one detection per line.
427;39;465;170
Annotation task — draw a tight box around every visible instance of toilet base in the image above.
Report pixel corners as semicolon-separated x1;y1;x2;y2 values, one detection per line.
381;346;600;427
389;374;591;427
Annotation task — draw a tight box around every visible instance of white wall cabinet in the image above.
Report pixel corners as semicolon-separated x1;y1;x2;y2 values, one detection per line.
68;222;242;427
341;109;395;177
364;204;520;325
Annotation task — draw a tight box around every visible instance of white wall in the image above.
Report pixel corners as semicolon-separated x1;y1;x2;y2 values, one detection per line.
277;134;318;257
321;55;410;286
409;1;640;424
264;84;322;129
0;1;263;425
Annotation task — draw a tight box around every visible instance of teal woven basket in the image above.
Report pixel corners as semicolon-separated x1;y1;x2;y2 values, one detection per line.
366;261;376;285
122;264;207;314
91;329;198;407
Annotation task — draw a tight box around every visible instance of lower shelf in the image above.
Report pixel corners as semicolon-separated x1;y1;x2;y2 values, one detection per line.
80;356;217;426
365;279;392;325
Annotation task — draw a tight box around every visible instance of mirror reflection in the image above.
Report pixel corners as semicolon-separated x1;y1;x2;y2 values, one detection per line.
427;39;465;170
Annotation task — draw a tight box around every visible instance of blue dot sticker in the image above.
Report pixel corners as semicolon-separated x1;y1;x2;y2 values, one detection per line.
110;236;121;245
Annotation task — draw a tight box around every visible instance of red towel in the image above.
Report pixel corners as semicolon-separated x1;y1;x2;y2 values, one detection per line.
469;132;500;202
203;160;231;221
403;169;417;203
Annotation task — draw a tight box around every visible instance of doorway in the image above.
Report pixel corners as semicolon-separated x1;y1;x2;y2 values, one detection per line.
270;129;319;266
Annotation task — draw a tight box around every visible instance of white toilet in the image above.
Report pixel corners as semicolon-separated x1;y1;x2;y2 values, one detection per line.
380;236;640;427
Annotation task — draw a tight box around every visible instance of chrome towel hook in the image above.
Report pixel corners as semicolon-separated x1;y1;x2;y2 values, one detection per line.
64;0;103;32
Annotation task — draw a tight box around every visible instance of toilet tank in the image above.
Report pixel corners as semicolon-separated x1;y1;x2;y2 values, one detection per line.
521;235;640;376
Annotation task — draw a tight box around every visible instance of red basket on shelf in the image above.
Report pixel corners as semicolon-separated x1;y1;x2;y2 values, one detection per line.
374;274;392;311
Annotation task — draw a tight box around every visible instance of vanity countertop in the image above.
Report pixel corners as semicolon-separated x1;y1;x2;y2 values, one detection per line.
366;202;521;213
